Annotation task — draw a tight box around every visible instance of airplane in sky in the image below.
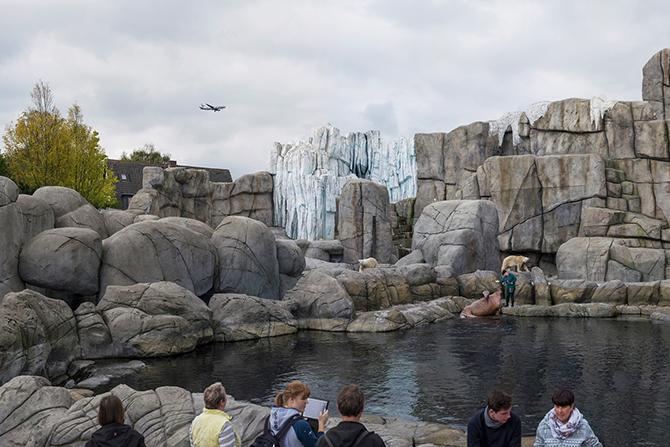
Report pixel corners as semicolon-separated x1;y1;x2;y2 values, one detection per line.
199;103;226;112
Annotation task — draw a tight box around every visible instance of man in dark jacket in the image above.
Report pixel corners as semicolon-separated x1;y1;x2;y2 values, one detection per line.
500;270;517;307
467;390;521;447
316;385;385;447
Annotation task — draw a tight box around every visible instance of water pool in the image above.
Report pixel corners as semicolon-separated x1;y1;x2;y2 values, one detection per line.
103;316;670;446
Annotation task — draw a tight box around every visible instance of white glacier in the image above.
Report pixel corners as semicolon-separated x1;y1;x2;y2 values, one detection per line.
590;97;617;128
267;124;416;241
488;101;551;147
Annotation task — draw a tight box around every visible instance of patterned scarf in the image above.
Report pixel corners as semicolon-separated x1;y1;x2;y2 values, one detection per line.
548;407;582;440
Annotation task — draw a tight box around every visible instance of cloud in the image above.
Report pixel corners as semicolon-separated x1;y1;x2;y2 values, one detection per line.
360;102;399;136
1;0;670;180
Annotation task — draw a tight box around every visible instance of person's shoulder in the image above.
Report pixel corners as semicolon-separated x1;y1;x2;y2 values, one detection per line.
467;408;485;426
578;417;596;433
365;431;386;447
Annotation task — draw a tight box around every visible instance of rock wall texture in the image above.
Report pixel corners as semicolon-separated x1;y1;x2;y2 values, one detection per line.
0;177;300;304
128;167;273;228
412;200;500;276
337;179;394;264
415;48;670;277
2;375;459;447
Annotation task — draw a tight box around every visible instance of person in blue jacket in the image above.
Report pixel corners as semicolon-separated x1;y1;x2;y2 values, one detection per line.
500;270;517;307
270;381;329;447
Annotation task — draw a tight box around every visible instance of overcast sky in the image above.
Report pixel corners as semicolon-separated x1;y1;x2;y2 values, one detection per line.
1;0;669;179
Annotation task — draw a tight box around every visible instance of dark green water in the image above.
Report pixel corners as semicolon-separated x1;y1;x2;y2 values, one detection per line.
105;316;670;447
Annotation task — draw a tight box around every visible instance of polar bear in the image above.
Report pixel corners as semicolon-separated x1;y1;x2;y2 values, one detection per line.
358;257;378;271
501;255;530;273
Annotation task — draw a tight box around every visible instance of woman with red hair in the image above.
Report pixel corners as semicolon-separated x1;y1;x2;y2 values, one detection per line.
269;381;329;447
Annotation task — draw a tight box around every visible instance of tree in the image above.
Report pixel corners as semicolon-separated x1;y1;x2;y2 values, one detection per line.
120;143;171;164
67;104;118;208
2;81;117;207
0;153;8;178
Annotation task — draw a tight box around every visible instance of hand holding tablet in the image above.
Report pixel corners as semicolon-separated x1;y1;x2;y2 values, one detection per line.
303;398;329;420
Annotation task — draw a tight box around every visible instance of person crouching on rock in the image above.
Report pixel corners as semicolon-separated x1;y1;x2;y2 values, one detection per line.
190;382;242;447
467;390;521;447
271;381;328;447
85;395;146;447
533;389;602;447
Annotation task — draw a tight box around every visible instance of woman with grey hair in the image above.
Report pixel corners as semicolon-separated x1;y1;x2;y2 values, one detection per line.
190;382;242;447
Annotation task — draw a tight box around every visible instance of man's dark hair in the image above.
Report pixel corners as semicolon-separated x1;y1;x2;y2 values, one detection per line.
502;270;507;275
337;385;365;417
551;389;575;407
487;390;513;412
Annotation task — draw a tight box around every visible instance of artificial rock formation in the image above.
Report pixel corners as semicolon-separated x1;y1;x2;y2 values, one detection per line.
413;50;670;275
128;167;273;228
213;216;280;300
209;293;298;341
97;282;214;357
34;186;109;239
412;200;500;276
268;124;416;241
3;376;452;447
0;177;23;299
19;227;102;297
337;178;394;264
100;220;218;299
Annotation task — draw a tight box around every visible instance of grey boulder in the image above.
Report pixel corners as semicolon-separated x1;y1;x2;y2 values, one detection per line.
213;216;280;300
337;179;394;264
0;290;80;383
97;282;213;357
19;227;102;296
283;270;355;330
209;293;298;341
99;209;136;235
0;177;23;301
0;375;74;447
413;200;500;275
100;220;218;299
16;194;54;244
33;186;108;238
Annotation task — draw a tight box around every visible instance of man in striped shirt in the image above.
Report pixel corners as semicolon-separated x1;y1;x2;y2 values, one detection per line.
190;382;242;447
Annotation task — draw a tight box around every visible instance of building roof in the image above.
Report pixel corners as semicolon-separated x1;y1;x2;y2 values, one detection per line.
106;159;233;208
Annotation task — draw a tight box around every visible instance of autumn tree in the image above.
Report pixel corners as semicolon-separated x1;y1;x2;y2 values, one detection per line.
0;153;8;178
2;81;117;207
120;142;171;164
66;104;117;208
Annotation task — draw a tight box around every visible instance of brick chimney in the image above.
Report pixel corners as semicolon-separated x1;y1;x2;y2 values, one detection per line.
169;160;177;167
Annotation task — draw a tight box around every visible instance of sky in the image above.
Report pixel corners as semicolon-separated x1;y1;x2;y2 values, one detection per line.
1;0;669;180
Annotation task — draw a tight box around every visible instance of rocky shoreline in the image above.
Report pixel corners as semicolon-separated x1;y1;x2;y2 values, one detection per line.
1;374;541;447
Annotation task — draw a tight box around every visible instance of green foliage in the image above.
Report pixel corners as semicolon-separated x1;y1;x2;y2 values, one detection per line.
120;142;171;164
0;153;8;178
2;81;117;207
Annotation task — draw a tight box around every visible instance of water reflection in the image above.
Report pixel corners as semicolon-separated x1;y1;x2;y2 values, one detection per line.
102;316;670;447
